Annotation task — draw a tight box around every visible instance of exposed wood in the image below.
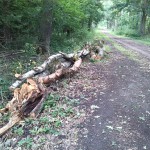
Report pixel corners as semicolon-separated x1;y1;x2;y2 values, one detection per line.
9;54;62;90
69;58;82;72
38;58;82;84
38;68;63;84
0;115;21;136
9;49;91;90
29;94;48;118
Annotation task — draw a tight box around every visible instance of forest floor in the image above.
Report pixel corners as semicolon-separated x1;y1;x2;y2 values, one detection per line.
0;30;150;150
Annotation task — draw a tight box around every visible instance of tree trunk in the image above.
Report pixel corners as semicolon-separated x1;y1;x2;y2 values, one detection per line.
140;9;147;35
88;16;92;31
37;0;54;54
2;0;11;46
147;18;150;33
140;0;148;35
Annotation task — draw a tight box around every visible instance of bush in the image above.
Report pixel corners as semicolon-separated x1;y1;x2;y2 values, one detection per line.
115;26;140;37
50;28;96;53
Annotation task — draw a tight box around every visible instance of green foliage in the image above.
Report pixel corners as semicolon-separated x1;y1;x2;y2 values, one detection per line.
0;77;10;99
103;0;150;36
133;34;150;45
24;43;36;55
43;94;59;109
13;126;24;136
29;125;54;135
51;106;74;118
0;0;104;52
18;137;33;149
115;28;141;37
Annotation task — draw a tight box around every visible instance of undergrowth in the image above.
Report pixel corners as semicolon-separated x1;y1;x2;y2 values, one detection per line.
4;94;80;149
110;29;150;46
0;93;81;149
0;29;97;103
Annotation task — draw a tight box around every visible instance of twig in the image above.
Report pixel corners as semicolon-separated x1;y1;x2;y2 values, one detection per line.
0;51;25;58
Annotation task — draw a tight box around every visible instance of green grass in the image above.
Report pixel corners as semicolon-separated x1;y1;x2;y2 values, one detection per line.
113;42;138;60
109;30;150;46
131;35;150;46
98;30;138;60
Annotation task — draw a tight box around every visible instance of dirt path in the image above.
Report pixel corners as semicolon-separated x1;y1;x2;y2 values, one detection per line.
102;30;150;59
75;33;150;150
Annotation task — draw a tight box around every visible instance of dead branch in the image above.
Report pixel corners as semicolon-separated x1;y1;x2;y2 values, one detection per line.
0;115;21;136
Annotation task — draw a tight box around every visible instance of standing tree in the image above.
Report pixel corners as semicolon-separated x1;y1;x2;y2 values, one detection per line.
37;0;55;54
82;0;104;31
140;0;149;35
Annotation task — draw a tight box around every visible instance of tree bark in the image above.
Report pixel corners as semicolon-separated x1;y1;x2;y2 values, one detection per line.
140;0;148;35
140;9;147;35
2;0;11;46
37;0;54;54
148;20;150;33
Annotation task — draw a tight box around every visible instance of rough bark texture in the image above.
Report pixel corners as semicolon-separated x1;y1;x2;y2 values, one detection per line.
37;0;54;54
140;9;147;35
140;0;148;35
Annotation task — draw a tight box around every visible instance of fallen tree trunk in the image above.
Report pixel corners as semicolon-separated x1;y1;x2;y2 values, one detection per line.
0;58;83;136
9;50;89;90
38;58;82;84
0;41;106;135
9;54;62;90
